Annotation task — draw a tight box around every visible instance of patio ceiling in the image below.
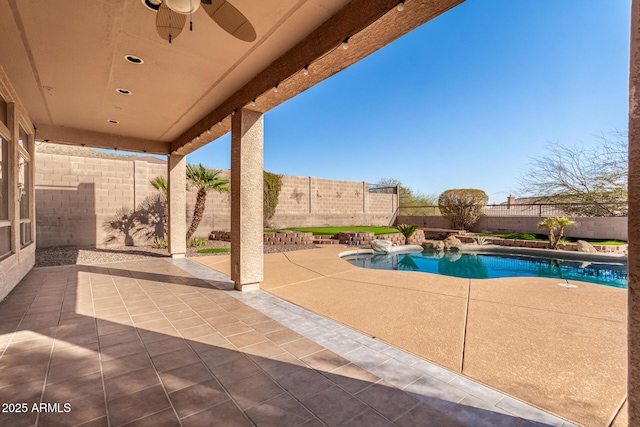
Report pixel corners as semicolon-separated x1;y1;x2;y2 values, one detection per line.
0;0;464;154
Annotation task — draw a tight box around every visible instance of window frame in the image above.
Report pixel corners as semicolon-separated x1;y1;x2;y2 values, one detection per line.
16;121;33;248
0;104;11;258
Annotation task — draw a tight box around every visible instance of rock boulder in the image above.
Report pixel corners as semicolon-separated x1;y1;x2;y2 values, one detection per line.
576;240;598;253
443;235;462;251
422;240;445;250
371;239;393;254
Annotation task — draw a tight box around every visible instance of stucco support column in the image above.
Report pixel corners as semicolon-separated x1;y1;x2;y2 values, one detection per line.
630;0;640;422
230;108;264;291
168;153;186;258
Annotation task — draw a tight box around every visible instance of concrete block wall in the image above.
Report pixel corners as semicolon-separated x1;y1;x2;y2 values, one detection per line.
35;153;397;247
269;176;396;228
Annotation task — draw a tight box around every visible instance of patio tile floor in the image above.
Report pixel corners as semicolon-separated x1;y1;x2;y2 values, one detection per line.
0;258;571;426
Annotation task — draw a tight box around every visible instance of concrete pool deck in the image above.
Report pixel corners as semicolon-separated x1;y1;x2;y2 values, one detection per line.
195;245;628;426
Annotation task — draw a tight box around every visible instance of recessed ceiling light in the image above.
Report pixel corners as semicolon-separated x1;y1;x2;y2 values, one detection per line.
124;55;144;64
141;0;161;12
116;88;132;95
108;120;119;124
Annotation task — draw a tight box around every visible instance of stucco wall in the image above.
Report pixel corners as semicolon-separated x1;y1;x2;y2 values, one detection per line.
35;153;397;247
397;215;628;241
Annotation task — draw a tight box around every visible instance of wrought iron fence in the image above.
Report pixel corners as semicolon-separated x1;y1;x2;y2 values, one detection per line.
399;202;628;218
368;184;398;194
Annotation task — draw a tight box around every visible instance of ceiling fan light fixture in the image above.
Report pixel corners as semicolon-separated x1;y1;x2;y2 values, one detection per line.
142;0;162;12
165;0;200;14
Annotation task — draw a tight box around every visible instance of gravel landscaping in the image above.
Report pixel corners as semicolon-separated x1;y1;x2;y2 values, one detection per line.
35;240;318;268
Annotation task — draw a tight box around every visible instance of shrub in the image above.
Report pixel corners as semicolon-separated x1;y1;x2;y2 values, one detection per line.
537;216;578;249
264;171;283;227
188;236;208;247
396;224;419;243
153;237;168;249
438;189;488;230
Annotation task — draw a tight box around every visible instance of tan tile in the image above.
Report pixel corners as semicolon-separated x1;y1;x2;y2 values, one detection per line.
163;309;198;321
281;338;325;359
171;316;207;330
301;349;350;372
180;399;249;426
105;367;161;400
99;330;140;348
168;379;230;419
356;381;419;421
188;333;231;352
159;362;214;393
226;372;285;410
102;352;154;379
107;385;171;427
39;391;107;427
206;314;239;327
207;355;262;387
121;408;179;427
151;348;201;373
227;331;267;349
396;402;464;427
250;320;286;334
179;324;217;339
245;393;314;427
131;311;166;324
145;336;190;357
136;318;174;331
215;321;253;337
43;371;104;403
242;340;286;360
325;363;380;394
264;328;303;346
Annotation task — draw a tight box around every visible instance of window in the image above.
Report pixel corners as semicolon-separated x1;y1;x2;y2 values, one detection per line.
18;125;27;148
18;146;31;247
0;136;9;257
0;93;6;127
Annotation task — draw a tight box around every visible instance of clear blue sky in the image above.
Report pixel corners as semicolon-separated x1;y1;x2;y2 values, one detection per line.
186;0;630;204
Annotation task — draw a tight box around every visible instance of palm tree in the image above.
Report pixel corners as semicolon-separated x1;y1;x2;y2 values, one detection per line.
396;224;418;244
537;216;578;249
150;176;168;237
186;164;229;241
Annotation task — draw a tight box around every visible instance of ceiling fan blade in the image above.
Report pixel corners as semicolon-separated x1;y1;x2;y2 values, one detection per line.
201;0;256;42
156;2;187;42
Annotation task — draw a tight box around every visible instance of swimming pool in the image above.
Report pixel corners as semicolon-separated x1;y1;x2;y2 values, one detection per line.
342;250;628;288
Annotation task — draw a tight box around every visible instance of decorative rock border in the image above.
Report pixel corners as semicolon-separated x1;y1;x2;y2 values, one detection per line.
209;230;313;246
456;235;627;253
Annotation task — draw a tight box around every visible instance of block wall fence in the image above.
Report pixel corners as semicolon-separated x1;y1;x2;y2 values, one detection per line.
35;152;397;248
397;215;628;241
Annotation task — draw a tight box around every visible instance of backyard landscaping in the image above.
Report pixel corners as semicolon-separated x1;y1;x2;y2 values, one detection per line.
282;226;400;235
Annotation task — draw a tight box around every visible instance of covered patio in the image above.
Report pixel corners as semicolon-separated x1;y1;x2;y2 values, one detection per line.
0;256;574;426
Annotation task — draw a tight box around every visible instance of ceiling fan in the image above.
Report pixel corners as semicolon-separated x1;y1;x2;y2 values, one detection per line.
143;0;256;43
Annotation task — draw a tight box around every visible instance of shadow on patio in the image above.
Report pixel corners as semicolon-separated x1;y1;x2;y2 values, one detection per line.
0;259;559;426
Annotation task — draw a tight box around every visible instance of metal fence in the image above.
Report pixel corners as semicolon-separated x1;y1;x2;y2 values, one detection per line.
399;202;628;218
368;184;398;194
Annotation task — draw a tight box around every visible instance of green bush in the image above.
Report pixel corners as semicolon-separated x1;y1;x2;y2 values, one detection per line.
396;224;418;243
153;237;168;249
438;189;488;230
264;171;283;227
188;236;208;247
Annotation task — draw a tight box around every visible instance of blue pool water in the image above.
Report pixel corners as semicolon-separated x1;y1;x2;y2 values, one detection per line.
342;250;628;288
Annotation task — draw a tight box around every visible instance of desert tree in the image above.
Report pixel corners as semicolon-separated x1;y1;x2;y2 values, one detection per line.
517;132;627;216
